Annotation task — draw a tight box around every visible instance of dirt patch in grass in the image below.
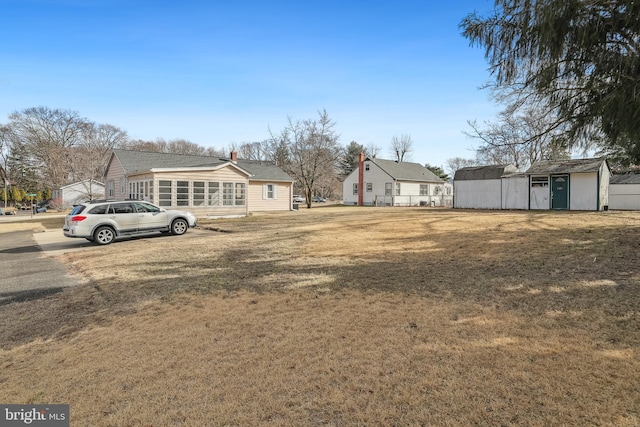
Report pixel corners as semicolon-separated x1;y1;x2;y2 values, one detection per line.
0;207;639;425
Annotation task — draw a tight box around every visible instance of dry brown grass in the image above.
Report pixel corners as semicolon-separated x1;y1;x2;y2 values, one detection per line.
1;207;639;426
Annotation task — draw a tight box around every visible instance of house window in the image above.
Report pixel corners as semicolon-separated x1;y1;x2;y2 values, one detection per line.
107;180;115;198
366;183;373;192
396;183;401;195
208;182;220;206
420;184;428;195
434;185;442;195
176;181;189;207
365;163;370;171
353;183;358;195
193;181;205;206
235;183;246;206
120;177;126;195
531;176;549;187
223;183;234;206
264;183;276;199
385;182;392;196
158;180;172;207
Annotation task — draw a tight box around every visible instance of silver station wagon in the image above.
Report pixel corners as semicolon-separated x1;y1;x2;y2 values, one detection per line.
63;200;197;245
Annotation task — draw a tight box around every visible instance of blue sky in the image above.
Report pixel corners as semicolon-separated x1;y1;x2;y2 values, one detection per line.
0;0;497;169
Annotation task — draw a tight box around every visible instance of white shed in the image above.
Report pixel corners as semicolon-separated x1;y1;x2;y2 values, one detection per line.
609;173;640;210
453;165;518;209
525;158;610;211
501;174;529;209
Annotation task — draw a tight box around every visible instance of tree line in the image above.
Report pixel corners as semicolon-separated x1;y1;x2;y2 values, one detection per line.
0;106;444;209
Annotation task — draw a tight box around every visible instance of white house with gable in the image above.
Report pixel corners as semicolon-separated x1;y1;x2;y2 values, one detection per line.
343;155;452;207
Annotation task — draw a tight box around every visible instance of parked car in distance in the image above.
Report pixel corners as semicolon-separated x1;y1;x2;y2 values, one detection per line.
293;195;305;203
312;196;327;203
0;207;18;215
63;200;197;245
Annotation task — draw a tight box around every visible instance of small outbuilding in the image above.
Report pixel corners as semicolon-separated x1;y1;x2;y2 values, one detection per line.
453;158;611;211
453;164;519;209
525;158;610;210
609;173;640;210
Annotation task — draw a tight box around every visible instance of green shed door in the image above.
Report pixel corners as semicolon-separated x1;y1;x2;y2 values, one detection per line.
551;175;569;210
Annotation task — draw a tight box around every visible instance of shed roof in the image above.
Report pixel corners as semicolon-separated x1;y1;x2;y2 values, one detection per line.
454;164;518;181
111;149;294;181
368;158;443;182
526;157;607;175
610;173;640;184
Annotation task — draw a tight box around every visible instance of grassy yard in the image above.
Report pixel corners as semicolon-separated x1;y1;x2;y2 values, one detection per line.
0;207;639;426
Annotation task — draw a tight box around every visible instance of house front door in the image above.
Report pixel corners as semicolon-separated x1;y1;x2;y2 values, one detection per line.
551;175;569;210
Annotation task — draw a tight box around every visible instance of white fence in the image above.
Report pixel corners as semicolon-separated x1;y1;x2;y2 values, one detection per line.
370;195;453;207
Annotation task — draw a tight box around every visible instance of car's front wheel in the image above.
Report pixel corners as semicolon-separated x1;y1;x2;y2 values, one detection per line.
93;226;116;245
171;218;188;235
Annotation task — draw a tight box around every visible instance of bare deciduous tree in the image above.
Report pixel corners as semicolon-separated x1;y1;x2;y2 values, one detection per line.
271;109;341;208
465;100;570;170
389;134;414;162
446;157;477;178
8;107;91;187
72;123;129;199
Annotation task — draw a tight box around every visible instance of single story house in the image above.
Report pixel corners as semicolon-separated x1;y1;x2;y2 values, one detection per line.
609;173;640;210
52;179;105;208
104;149;294;217
453;164;520;209
343;154;452;207
453;158;611;211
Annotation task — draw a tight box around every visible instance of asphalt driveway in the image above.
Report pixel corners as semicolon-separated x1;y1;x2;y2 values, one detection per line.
0;230;87;305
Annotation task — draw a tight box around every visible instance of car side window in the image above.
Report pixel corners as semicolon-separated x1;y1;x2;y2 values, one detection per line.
88;205;108;214
108;203;135;214
135;202;161;213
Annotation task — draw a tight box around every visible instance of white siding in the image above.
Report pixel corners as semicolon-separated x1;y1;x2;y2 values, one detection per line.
599;163;610;210
454;180;502;209
362;161;394;205
609;184;640;210
342;169;359;205
570;173;598;210
530;179;549;210
501;176;528;209
247;181;292;212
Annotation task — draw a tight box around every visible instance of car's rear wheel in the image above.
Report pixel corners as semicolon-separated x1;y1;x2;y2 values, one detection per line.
93;226;116;245
171;218;188;235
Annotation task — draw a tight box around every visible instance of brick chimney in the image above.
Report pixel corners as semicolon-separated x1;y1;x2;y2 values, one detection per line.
231;150;238;163
358;152;364;206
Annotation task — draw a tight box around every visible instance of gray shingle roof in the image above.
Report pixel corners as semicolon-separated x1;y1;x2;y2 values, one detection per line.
369;158;444;182
525;158;607;174
112;149;293;181
454;164;518;181
610;173;640;184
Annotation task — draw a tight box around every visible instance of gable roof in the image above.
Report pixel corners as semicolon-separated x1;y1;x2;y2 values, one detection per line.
526;157;608;175
368;158;444;182
454;164;518;181
111;149;293;182
58;179;105;190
